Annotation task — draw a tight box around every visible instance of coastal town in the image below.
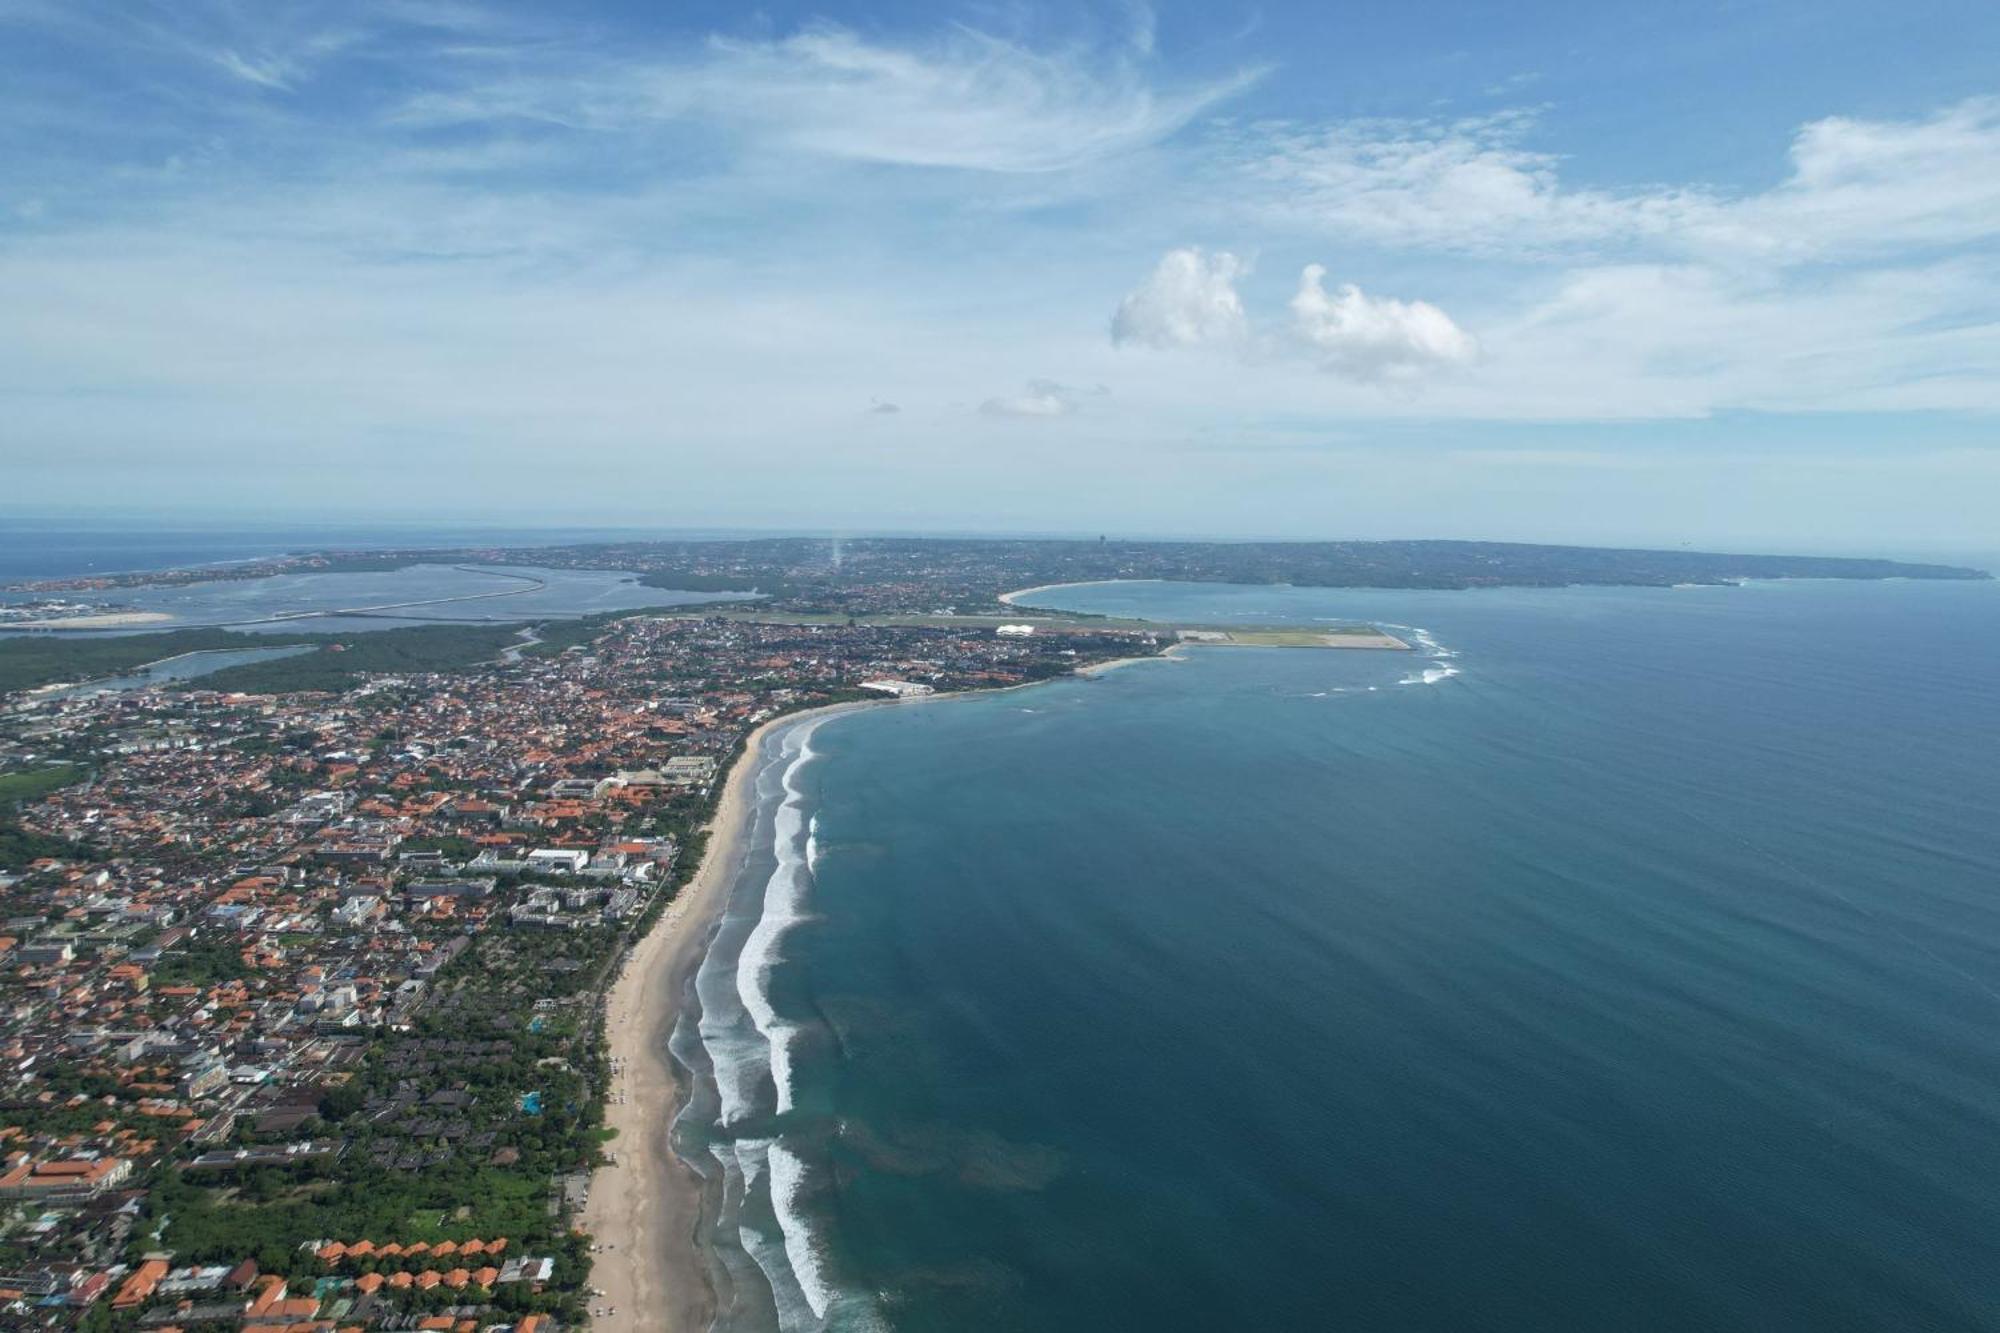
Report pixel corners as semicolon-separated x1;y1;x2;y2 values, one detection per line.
0;536;1981;1331
0;606;1161;1331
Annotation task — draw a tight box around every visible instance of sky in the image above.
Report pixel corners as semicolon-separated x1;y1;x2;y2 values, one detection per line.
3;0;2000;554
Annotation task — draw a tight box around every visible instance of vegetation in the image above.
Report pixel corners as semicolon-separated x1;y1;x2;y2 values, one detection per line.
0;763;86;806
519;606;683;658
0;764;93;869
150;921;607;1326
151;936;253;987
635;570;771;597
193;623;529;693
0;626;247;693
0;820;95;870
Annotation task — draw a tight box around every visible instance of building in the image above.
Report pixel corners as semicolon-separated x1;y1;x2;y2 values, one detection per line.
858;679;936;697
0;1155;132;1202
661;755;718;785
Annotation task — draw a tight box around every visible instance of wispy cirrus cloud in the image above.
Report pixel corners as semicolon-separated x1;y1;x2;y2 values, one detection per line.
394;19;1263;173
1214;98;2000;263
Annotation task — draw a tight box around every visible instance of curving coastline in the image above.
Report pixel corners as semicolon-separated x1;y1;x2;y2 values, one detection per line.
996;578;1152;608
582;700;881;1333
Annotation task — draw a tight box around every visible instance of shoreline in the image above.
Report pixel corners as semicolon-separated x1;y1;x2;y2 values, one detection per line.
5;610;176;629
582;654;1177;1330
1076;646;1185;676
997;578;1153;608
582;698;884;1333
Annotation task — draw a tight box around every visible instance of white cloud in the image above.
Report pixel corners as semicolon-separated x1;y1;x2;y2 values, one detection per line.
395;19;1261;174
980;379;1100;418
700;26;1257;173
210;49;296;90
1220;110;1710;257
1744;98;2000;257
1112;249;1474;384
1287;265;1476;381
1110;247;1248;348
1222;98;2000;263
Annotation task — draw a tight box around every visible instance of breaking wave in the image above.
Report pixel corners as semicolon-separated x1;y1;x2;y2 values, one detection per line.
1379;622;1464;686
737;722;823;1118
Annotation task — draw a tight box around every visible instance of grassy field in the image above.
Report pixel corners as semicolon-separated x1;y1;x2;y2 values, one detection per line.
0;764;87;806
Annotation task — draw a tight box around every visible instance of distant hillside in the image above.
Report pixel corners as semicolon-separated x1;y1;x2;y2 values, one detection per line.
989;539;1991;591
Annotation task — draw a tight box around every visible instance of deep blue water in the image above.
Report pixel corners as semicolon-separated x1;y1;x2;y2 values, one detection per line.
701;578;2000;1331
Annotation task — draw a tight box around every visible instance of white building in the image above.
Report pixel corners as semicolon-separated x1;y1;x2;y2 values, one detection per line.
858;679;936;698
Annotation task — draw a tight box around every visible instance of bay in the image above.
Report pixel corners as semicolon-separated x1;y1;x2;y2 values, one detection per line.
710;577;2000;1331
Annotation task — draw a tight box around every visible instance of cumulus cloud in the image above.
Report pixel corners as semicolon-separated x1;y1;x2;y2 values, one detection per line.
980;379;1101;418
1287;265;1477;380
1112;249;1475;383
1110;247;1248;348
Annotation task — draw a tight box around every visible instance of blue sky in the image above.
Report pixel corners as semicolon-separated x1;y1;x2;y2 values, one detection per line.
4;0;1999;552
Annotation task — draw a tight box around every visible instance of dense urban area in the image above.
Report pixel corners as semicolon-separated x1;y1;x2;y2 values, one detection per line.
0;569;1160;1331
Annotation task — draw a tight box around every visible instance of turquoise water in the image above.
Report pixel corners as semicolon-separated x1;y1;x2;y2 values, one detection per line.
688;578;2000;1331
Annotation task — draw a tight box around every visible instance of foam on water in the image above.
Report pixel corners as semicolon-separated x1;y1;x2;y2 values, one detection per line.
726;1137;832;1331
735;722;824;1119
687;713;895;1331
1378;622;1463;685
768;1142;836;1323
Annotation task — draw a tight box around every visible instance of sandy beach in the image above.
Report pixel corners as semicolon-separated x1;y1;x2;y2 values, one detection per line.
997;578;1146;607
1076;648;1182;676
581;701;874;1333
8;610;175;629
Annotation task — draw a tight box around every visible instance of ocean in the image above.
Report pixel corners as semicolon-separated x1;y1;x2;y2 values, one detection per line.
681;577;2000;1331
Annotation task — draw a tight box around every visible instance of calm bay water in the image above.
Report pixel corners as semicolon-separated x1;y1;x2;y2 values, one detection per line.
701;578;2000;1331
39;643;317;698
0;563;745;635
